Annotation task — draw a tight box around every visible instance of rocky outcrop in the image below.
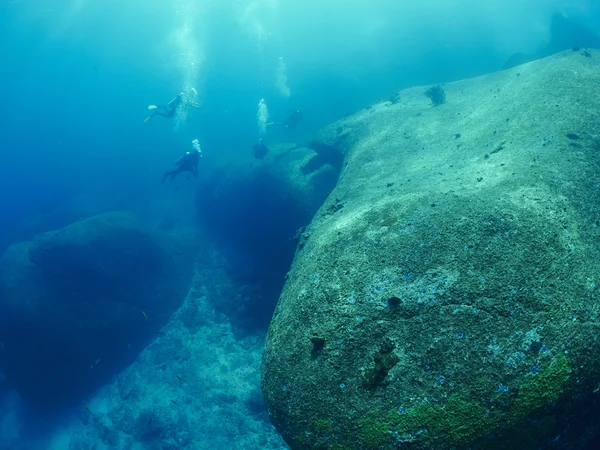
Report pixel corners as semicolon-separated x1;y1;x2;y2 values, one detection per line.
0;212;193;410
197;143;339;242
503;13;600;69
262;50;600;449
195;144;339;328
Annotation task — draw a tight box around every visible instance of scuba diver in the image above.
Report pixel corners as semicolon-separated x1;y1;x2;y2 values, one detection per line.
162;141;202;183
268;109;303;130
252;138;269;160
144;88;201;123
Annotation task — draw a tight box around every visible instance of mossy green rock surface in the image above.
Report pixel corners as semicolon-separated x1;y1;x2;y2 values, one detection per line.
262;50;600;449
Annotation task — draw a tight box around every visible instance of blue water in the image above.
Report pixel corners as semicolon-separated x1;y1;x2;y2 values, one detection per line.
1;1;599;448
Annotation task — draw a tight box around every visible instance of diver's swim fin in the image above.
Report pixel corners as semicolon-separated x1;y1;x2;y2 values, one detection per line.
144;116;153;123
147;105;158;110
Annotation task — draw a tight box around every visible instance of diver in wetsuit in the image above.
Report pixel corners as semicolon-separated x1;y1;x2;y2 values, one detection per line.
162;147;201;183
252;138;269;159
144;88;201;123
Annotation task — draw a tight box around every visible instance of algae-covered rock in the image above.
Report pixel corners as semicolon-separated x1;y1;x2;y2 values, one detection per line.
309;120;365;169
0;211;193;410
262;50;600;449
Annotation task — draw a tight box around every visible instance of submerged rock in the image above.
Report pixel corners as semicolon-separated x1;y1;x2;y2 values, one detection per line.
0;211;193;410
262;50;600;449
503;13;600;69
195;144;338;328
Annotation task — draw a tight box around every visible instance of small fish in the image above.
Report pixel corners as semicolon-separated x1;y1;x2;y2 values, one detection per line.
170;399;178;405
84;405;93;414
175;374;183;381
142;311;148;321
1;341;4;349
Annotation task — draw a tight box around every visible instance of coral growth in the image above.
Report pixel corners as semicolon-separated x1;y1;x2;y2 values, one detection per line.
425;85;446;106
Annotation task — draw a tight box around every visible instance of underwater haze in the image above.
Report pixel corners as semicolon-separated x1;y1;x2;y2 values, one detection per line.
2;0;599;234
1;0;600;449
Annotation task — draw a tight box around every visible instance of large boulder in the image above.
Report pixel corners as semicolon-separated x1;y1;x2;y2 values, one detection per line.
197;143;339;249
196;144;339;328
0;212;193;410
262;50;600;449
0;194;124;258
503;13;600;69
